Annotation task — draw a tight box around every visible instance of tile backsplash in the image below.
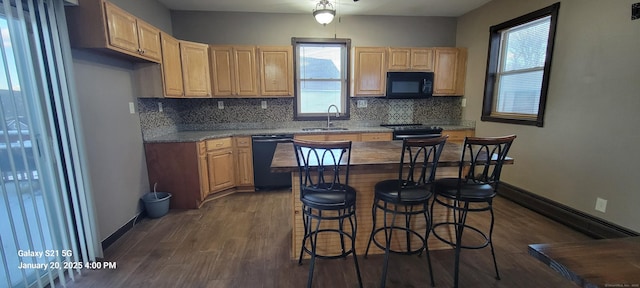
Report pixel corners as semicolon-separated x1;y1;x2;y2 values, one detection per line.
138;97;462;139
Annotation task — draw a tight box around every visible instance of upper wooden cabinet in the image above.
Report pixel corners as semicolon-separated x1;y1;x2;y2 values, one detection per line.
433;47;467;96
388;48;434;71
181;41;212;97
66;0;161;63
258;46;294;97
353;47;387;97
160;33;184;97
210;46;259;97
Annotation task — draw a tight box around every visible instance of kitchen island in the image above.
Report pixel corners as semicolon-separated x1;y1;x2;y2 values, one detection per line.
272;140;513;258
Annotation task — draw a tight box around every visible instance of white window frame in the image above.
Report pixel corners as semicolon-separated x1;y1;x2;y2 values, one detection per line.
292;38;350;120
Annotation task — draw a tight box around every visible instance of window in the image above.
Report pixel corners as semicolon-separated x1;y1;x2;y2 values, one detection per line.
482;3;560;127
293;38;350;120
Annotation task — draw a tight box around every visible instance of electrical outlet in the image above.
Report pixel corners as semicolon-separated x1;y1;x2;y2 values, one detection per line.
218;101;224;109
461;98;467;107
158;102;163;112
261;100;267;109
595;197;607;213
129;102;135;114
357;100;367;108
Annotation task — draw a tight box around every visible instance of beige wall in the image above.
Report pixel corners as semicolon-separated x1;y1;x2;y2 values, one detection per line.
170;11;457;47
458;0;640;232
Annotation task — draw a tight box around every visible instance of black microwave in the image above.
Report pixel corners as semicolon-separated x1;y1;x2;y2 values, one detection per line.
385;72;434;99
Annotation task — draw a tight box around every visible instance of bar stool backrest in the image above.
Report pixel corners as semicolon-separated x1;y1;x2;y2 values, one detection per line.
458;135;517;190
293;139;352;200
397;136;448;194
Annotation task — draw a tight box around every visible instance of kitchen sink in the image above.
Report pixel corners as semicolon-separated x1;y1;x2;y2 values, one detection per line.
301;127;348;131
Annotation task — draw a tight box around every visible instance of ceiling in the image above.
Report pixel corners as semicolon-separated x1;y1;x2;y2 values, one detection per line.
156;0;492;17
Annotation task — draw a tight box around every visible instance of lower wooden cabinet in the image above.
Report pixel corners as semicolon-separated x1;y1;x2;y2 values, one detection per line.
294;132;392;142
205;138;235;194
442;129;475;144
234;137;254;191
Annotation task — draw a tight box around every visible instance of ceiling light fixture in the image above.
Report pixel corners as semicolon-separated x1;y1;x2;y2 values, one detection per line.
313;0;336;25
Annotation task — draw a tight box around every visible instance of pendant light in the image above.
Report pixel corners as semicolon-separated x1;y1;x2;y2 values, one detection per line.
313;0;336;25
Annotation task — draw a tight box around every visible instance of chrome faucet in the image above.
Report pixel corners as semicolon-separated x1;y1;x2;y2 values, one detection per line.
327;104;339;128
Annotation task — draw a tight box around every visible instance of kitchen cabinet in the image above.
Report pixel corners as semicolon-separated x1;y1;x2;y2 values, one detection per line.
206;138;235;193
360;132;393;142
181;41;212;97
353;47;387;97
197;141;210;200
433;48;467;96
160;33;184;97
442;129;475;144
210;46;259;97
258;46;294;97
65;0;161;63
234;137;254;191
294;132;392;142
388;48;434;71
144;142;204;209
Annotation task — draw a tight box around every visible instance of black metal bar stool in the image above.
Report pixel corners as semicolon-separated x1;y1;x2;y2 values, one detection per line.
430;135;516;288
292;139;363;288
364;136;448;288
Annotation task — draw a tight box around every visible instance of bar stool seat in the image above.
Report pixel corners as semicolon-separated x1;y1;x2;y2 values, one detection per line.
293;139;363;288
365;136;448;288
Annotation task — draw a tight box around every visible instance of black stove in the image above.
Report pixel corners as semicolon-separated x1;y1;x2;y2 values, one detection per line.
381;123;443;140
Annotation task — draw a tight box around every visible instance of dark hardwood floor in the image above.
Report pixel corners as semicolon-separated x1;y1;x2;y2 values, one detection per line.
61;189;589;287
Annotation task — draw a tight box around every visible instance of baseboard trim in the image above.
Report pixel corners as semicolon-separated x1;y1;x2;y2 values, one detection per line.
498;182;638;239
101;213;144;251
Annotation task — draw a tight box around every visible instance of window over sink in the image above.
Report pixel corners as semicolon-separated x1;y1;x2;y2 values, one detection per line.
292;38;350;120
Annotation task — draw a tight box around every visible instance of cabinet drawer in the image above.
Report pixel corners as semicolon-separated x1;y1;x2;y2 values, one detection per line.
234;136;252;148
206;137;232;150
325;133;360;142
294;134;326;141
443;130;474;142
360;132;392;142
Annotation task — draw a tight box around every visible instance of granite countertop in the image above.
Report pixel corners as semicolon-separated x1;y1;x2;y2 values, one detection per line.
144;123;475;143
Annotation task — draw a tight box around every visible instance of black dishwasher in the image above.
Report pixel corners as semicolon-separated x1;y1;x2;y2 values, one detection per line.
252;134;294;190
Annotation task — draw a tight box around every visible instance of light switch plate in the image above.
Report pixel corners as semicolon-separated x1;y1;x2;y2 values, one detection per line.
261;100;267;109
129;102;135;114
158;102;163;112
218;101;224;109
357;100;367;108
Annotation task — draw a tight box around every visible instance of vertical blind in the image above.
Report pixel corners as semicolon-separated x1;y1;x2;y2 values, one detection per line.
0;0;99;287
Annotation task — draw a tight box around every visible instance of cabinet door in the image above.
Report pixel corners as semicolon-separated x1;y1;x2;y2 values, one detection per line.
197;142;210;200
235;147;254;186
208;149;235;192
234;46;259;96
234;137;254;187
210;46;235;96
354;47;386;96
181;41;212;97
388;48;411;70
258;46;293;97
160;33;183;97
434;48;466;96
135;20;162;62
411;48;434;71
104;2;139;54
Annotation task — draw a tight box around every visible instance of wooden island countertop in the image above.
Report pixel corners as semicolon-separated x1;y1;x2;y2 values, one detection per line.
271;140;481;172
